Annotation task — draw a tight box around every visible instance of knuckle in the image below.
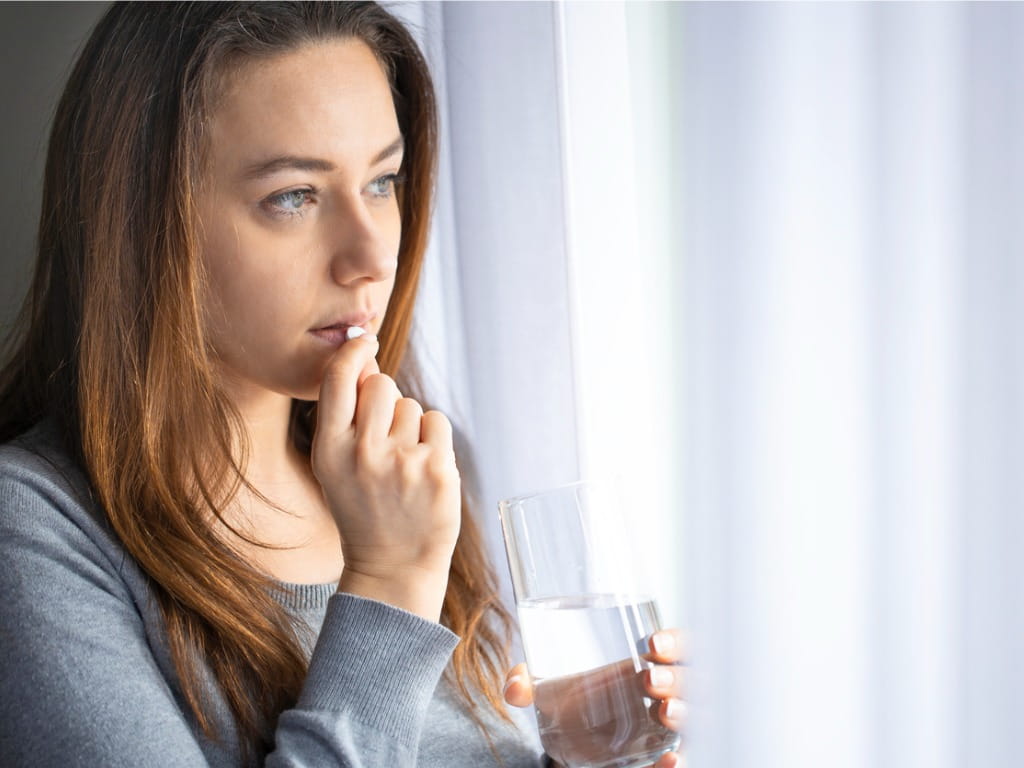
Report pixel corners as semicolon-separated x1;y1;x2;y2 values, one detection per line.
353;435;378;468
397;396;423;415
425;450;458;484
362;372;391;392
423;409;451;428
398;449;421;479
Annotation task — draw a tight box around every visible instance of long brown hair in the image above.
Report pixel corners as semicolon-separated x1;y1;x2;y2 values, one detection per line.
0;1;513;760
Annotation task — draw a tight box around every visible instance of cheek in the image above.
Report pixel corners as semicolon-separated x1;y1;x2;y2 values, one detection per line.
205;206;307;298
200;224;302;348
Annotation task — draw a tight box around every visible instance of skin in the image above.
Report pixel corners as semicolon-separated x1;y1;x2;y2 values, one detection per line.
197;37;684;763
197;38;456;617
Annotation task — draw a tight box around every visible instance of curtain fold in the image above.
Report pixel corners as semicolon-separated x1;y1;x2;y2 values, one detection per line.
410;2;1021;766
679;4;1022;767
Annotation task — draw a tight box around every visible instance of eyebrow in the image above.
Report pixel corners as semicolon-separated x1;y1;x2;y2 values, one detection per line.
240;136;405;180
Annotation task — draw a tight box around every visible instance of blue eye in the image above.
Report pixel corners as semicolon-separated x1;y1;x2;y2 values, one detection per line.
368;173;403;200
263;188;315;218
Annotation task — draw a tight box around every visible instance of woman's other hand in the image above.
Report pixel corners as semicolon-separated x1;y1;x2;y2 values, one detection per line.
312;334;462;621
503;628;687;768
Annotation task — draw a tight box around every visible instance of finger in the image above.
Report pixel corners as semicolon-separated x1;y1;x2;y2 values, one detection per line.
389;397;424;445
503;662;534;708
354;373;402;441
659;697;686;732
654;751;683;768
316;335;381;434
420;409;454;451
647;628;687;665
645;664;685;700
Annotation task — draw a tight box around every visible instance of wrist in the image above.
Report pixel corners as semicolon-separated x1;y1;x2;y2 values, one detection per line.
338;564;450;622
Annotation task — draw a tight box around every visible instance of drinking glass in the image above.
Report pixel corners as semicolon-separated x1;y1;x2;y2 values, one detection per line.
498;481;680;768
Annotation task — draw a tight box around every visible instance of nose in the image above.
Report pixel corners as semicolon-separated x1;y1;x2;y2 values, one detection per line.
325;196;398;287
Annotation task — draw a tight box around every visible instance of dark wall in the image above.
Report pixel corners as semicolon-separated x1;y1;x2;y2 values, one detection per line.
0;2;109;334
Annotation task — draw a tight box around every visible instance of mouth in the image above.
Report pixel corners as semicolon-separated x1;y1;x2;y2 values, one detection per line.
309;312;375;346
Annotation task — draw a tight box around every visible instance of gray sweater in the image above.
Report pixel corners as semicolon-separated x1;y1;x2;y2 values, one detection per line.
0;422;544;767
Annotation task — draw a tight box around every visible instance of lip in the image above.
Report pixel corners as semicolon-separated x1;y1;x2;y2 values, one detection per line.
309;311;376;345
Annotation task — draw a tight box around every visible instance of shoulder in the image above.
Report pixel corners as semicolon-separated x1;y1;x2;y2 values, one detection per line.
0;419;91;511
0;419;129;589
0;419;158;671
0;429;220;767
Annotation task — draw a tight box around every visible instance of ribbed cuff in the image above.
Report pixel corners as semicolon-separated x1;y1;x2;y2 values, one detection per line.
298;592;460;744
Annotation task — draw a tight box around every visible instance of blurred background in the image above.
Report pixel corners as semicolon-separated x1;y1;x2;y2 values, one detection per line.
1;2;1021;767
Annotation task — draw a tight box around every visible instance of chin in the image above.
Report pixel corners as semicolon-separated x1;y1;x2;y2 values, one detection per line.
270;372;322;403
287;383;323;403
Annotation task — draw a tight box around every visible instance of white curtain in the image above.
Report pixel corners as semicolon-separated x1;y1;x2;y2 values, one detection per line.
389;2;584;609
393;0;683;619
400;2;1022;767
680;4;1022;767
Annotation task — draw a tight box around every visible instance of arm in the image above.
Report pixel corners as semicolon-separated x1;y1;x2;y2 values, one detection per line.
0;468;212;766
0;459;457;767
270;593;458;767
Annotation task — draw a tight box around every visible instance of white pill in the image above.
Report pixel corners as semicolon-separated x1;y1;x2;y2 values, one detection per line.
346;326;367;341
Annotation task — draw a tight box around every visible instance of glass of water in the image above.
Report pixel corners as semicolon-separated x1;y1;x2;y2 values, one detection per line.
498;481;680;768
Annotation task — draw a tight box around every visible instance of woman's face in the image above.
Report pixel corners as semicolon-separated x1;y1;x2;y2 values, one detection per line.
197;39;402;402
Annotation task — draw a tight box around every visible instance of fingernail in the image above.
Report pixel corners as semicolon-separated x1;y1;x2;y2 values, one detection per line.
652;631;675;656
650;666;673;688
503;674;523;697
665;697;686;721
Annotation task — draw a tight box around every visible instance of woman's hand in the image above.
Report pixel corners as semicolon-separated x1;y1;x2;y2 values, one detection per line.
504;628;687;768
311;334;462;621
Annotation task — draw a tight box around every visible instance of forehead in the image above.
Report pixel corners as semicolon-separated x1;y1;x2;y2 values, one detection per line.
206;39;400;172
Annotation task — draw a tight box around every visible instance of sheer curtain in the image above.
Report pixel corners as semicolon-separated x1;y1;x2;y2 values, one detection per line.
401;2;1021;767
390;2;584;609
680;4;1022;767
394;0;683;619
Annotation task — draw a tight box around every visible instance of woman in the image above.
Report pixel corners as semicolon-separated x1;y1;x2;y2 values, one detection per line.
0;3;685;766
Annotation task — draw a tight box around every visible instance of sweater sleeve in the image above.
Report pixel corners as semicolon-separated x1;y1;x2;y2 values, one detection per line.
0;448;458;768
268;593;460;767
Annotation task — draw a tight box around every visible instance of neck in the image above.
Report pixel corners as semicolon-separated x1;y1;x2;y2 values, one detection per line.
225;378;304;483
215;375;342;584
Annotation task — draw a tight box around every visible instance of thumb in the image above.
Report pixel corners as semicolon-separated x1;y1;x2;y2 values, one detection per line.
315;334;380;436
503;662;533;708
